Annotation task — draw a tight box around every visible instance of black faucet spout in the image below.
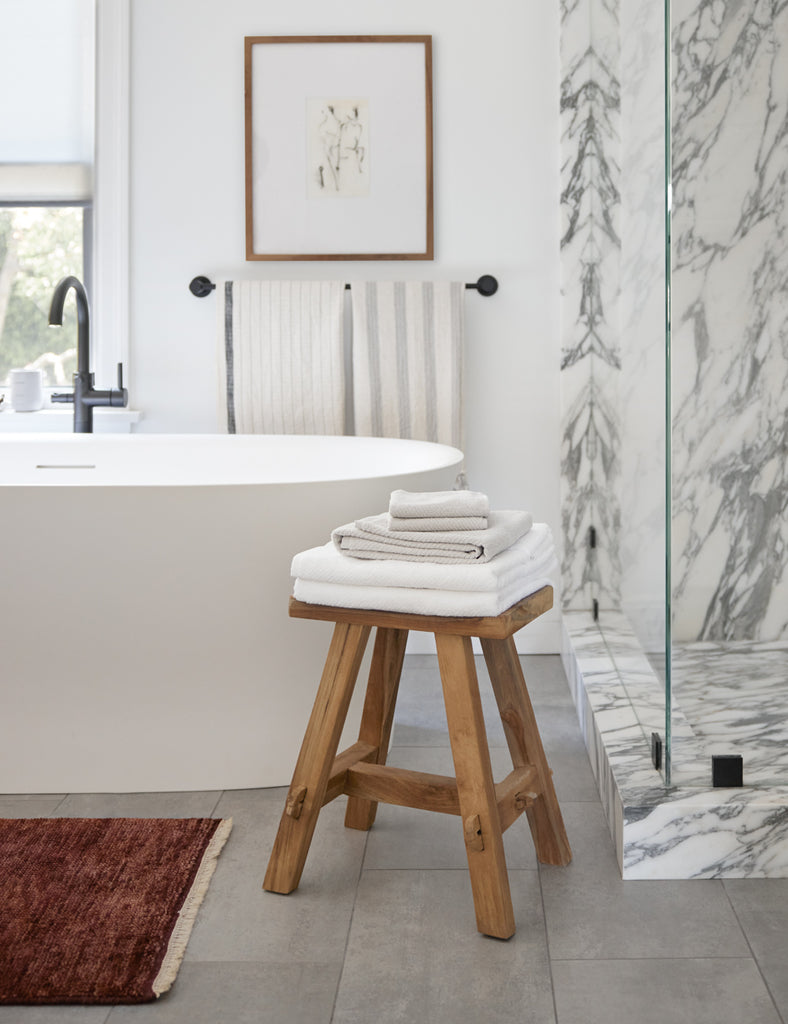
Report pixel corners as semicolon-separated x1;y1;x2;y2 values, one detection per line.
49;275;91;376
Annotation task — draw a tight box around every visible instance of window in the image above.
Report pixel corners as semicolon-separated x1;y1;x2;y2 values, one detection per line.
0;205;88;386
0;0;105;398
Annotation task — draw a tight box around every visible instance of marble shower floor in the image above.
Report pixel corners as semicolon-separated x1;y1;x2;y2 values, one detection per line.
562;612;788;878
671;640;788;788
2;654;788;1024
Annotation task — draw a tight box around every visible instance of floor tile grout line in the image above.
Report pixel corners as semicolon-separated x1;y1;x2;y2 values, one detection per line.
329;823;372;1024
548;954;779;964
50;793;69;816
720;881;787;1024
207;790;226;818
537;861;561;1024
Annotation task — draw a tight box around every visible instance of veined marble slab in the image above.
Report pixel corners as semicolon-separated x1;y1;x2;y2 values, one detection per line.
672;641;788;787
562;610;788;878
559;0;622;613
560;0;787;646
670;0;788;642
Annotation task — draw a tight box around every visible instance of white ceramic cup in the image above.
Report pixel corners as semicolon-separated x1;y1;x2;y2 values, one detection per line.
10;369;44;412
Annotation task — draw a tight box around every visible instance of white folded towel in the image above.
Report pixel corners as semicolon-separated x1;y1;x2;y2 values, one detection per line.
387;514;489;533
332;510;533;564
292;524;556;592
389;488;490;519
292;576;554;617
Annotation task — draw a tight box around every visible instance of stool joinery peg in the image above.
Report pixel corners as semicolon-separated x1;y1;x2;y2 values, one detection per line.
263;586;571;940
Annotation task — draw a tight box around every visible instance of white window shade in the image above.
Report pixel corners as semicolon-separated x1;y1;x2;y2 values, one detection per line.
0;163;92;202
0;0;94;198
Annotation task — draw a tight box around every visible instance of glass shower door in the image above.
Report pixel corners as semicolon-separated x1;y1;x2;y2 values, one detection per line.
667;0;788;792
617;0;671;780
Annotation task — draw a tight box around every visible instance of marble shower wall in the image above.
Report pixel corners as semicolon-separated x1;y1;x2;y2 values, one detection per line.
670;0;788;642
560;0;622;613
561;0;787;644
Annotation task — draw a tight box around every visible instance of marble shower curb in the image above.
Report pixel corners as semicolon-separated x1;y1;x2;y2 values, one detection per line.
561;611;788;878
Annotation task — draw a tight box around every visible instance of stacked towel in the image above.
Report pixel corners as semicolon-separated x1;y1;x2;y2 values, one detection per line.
332;510;533;565
387;488;490;532
292;524;558;616
292;488;556;617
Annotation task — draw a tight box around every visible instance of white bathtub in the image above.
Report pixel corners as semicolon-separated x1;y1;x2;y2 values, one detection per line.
0;434;463;793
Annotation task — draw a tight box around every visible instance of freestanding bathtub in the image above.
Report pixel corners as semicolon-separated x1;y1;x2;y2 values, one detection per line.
0;434;463;793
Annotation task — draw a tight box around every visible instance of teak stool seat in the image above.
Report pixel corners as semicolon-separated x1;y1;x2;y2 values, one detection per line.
263;586;571;939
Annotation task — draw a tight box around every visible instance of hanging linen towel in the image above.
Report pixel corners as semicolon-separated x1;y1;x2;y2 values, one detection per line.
350;281;464;448
218;280;346;434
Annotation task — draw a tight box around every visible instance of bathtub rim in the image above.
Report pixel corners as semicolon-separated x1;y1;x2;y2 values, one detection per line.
0;432;465;488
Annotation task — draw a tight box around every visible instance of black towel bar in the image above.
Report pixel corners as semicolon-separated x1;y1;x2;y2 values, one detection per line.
188;275;498;298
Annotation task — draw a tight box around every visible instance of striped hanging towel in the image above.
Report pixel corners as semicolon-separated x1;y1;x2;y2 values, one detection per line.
350;281;464;448
218;280;346;434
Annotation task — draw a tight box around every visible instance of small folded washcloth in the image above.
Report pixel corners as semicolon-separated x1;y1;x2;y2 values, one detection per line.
389;488;490;519
332;509;533;564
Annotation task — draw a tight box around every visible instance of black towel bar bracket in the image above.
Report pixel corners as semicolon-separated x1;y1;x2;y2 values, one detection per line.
188;274;498;298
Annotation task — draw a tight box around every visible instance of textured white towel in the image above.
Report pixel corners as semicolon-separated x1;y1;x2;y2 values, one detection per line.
292;524;556;592
389;488;490;518
292;576;554;617
332;510;533;564
218;280;346;434
351;282;464;448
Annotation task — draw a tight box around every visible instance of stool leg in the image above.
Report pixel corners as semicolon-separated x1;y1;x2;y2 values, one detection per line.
436;633;515;940
264;622;371;894
345;626;408;831
481;636;572;867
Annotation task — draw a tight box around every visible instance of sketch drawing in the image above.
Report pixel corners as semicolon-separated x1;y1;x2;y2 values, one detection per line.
307;98;370;198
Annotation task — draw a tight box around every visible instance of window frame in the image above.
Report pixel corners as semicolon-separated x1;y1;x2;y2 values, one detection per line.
91;0;130;390
0;199;92;397
0;0;129;407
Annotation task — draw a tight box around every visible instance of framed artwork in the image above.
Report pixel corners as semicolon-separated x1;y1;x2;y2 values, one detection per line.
244;35;433;261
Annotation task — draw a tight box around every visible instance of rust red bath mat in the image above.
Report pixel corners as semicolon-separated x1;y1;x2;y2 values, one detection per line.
0;816;232;1004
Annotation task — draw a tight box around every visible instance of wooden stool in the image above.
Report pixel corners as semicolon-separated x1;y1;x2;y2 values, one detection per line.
263;586;571;939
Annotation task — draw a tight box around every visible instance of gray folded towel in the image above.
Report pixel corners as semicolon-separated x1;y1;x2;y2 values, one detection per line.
332;509;533;564
388;488;491;519
387;514;489;532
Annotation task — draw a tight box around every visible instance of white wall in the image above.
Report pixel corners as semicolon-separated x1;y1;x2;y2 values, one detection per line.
129;0;563;649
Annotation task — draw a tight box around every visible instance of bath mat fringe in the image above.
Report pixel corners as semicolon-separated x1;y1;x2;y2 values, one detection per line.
152;817;233;997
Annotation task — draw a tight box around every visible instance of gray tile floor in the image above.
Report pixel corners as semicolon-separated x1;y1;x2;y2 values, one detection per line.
2;655;787;1023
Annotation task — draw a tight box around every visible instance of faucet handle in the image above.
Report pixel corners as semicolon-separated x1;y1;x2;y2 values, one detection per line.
108;362;129;408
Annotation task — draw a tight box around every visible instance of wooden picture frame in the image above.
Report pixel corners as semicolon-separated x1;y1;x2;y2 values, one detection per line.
244;35;434;261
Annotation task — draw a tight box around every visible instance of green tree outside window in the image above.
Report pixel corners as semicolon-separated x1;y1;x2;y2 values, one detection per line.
0;207;83;387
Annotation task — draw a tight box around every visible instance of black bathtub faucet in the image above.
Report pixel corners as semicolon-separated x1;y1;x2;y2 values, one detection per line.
49;276;128;433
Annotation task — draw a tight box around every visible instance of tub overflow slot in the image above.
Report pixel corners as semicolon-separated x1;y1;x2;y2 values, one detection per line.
35;464;97;470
